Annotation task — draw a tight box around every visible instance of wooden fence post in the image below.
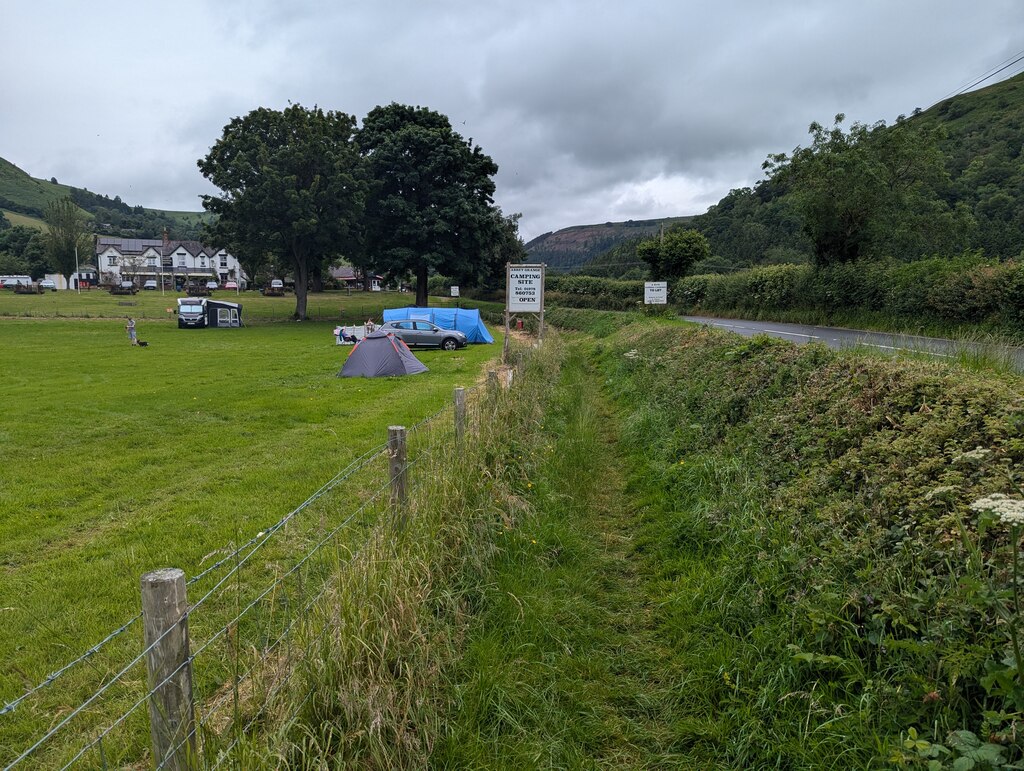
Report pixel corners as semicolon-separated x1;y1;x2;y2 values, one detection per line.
140;568;195;771
454;387;466;444
487;369;498;390
388;426;408;527
502;310;510;364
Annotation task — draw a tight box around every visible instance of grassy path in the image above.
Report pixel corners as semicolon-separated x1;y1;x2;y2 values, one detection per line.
434;347;690;768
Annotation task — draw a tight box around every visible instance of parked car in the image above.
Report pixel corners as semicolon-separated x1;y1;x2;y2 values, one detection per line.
206;280;219;291
39;279;57;291
143;280;157;290
379;320;468;350
224;281;238;290
270;279;284;290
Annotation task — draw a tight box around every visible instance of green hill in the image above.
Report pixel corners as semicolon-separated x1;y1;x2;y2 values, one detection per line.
0;156;211;239
694;71;1024;269
524;215;693;272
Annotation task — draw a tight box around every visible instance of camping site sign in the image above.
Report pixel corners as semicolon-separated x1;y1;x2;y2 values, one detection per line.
506;264;545;313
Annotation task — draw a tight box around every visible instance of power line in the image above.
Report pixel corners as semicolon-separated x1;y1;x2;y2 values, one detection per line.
937;48;1024;103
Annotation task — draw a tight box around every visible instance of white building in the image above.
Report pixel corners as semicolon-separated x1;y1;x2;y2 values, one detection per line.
94;237;247;289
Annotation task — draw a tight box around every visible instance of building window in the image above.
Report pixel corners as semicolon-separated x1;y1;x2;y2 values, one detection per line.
107;256;118;267
178;256;186;267
200;257;206;268
220;256;228;268
147;257;156;267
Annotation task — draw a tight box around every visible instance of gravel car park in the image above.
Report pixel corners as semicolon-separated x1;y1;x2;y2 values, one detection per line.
379;320;468;350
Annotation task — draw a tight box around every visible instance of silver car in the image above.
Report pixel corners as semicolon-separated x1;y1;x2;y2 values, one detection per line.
380;320;468;350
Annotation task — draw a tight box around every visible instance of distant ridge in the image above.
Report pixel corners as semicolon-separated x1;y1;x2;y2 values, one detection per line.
0;155;209;239
524;215;693;271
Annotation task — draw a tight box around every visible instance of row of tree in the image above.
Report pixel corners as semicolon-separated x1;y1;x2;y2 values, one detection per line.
694;106;1024;272
199;103;525;318
0;199;93;284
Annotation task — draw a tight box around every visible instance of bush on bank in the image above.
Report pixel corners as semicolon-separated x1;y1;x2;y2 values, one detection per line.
675;254;1024;330
561;309;1024;766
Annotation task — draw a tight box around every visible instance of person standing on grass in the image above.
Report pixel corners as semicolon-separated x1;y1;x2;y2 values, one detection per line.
126;317;137;346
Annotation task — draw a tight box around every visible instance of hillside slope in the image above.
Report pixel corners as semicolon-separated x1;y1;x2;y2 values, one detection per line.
525;215;693;271
694;71;1024;269
0;156;210;239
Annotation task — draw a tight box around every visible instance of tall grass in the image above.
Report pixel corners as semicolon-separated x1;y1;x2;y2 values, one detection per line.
199;339;560;767
0;316;500;767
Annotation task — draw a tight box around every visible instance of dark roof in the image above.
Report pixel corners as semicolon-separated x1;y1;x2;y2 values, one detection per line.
161;240;225;258
95;238;163;255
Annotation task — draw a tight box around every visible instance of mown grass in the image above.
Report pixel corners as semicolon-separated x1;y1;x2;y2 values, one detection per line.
0;287;468;324
435;343;658;766
0;314;500;766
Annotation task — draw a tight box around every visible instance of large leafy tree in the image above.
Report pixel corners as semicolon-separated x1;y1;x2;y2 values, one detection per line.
637;227;710;280
43;197;93;287
198;105;366;319
357;103;500;306
763;115;965;266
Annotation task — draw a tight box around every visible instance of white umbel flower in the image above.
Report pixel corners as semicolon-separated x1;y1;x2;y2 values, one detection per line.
971;493;1024;526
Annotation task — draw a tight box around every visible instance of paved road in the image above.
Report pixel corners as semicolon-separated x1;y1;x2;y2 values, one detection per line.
683;316;1024;371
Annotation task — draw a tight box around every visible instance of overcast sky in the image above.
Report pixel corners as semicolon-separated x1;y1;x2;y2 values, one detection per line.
2;1;1022;242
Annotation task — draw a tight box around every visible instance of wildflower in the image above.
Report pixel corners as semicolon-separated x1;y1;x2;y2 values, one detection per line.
678;460;685;466
971;493;1024;526
531;539;536;544
954;446;993;465
527;482;532;489
924;486;957;501
623;349;640;360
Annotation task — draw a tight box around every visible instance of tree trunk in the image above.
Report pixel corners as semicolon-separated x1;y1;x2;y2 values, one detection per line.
415;263;429;307
293;259;309;320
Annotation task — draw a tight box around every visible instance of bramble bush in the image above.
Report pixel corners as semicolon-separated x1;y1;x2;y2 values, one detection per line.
590;318;1024;766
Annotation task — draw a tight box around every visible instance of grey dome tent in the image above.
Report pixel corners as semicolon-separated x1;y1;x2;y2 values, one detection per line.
338;331;428;378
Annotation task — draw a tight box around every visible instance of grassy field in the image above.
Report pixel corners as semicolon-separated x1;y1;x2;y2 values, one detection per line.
1;209;46;231
0;307;501;765
0;287;472;324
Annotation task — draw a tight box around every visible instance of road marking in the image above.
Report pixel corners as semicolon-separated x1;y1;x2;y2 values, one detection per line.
861;342;953;358
762;329;819;339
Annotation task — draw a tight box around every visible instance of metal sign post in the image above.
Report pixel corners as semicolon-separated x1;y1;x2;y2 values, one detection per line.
505;263;546;360
644;281;668;305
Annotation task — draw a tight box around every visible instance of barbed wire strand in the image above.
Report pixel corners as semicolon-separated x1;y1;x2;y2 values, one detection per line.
5;445;391;768
8;395;457;767
156;481;398;767
60;479;394;771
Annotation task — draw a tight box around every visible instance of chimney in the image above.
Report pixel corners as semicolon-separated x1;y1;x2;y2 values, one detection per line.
162;227;169;248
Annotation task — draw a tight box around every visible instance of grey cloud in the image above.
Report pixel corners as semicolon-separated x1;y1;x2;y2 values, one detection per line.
3;0;1024;241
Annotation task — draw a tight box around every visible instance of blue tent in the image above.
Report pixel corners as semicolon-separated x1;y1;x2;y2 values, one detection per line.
382;307;494;344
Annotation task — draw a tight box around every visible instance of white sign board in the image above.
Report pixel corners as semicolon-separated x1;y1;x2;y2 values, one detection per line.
644;281;668;305
450;285;460;297
507;264;545;312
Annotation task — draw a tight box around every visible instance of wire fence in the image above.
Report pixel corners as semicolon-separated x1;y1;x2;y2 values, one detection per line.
0;375;504;770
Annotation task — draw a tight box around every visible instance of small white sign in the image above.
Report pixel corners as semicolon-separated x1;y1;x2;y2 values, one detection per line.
507;264;545;312
644;281;668;305
451;286;460;297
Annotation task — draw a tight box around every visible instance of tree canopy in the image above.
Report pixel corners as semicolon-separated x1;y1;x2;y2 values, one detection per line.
761;115;970;266
198;104;366;319
357;103;500;306
637;227;710;280
43;197;92;285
